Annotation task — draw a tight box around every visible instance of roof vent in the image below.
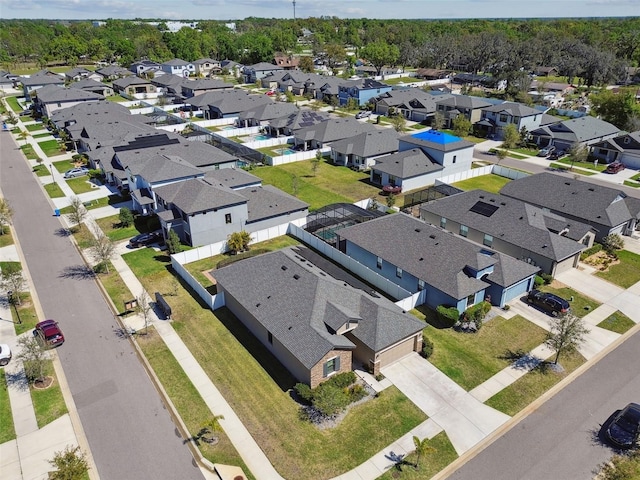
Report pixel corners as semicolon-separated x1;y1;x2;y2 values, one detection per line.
565;182;571;185
256;303;261;307
419;257;424;261
500;202;506;206
489;198;495;202
415;228;421;233
429;234;436;239
293;274;300;280
588;188;595;191
479;195;484;199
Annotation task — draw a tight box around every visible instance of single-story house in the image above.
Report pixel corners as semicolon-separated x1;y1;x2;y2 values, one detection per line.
64;67;101;83
533;66;560;77
214;247;425;385
151;74;189;98
264;109;331;138
330;129;400;170
590;131;640;169
529;116;620;151
292;117;378;150
335;213;540;311
416;69;451;80
33;84;104;117
419;189;594;276
235;102;299;128
69;78;114;97
372;89;450;123
95;65;133;81
500;173;640;241
112;77;156;96
180;78;233;98
187;89;272;119
20;70;65;100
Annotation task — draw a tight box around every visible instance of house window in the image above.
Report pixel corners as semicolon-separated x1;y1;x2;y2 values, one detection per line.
440;217;447;228
418;279;425;291
453;155;457;164
396;267;403;278
268;331;273;344
483;234;493;247
225;213;232;224
324;356;340;377
499;114;508;123
460;225;468;237
467;294;475;307
376;256;383;269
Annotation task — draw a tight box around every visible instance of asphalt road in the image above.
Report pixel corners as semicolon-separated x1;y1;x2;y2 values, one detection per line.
0;134;203;480
447;328;640;480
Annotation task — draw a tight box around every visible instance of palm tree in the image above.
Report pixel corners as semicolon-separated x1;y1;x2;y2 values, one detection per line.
17;129;30;146
413;436;435;470
198;415;224;444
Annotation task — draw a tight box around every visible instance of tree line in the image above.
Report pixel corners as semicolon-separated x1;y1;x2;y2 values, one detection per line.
1;17;638;89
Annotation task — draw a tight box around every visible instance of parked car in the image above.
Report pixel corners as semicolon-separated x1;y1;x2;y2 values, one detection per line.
355;110;372;119
128;231;163;248
605;161;625;174
0;343;12;366
526;290;570;316
63;167;89;179
606;403;640;449
548;150;566;161
537;146;556;157
34;320;65;348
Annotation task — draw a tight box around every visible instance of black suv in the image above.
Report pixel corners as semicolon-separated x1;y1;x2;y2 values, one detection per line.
526;290;570;316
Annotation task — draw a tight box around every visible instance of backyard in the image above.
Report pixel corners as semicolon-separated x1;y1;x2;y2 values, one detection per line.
122;247;428;479
250;160;384;210
451;173;512;194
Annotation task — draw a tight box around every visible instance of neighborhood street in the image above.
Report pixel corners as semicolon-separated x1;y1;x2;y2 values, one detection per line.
446;323;640;480
0;133;204;479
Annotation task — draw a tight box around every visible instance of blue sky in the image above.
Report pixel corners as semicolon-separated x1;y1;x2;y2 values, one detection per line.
0;0;638;20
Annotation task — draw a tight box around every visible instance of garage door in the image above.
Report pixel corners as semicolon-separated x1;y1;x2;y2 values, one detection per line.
378;336;418;368
555;255;577;275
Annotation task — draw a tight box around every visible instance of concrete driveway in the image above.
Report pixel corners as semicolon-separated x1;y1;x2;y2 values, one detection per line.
381;353;510;456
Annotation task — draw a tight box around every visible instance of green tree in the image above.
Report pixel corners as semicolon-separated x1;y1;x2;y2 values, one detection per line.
568;142;588;169
324;43;346;70
496;149;508;164
17;130;30;146
48;445;89;480
135;291;153;334
432;112;445;130
89;224;115;274
299;55;314;73
311;149;322;176
590;89;640;130
602;233;624;253
198;414;225;445
0;198;13;235
118;207;134;227
452;115;472;138
227;230;251;254
1;262;24;305
66;197;86;232
545;312;589;365
386;193;397;209
412;436;435;470
501;124;519;149
17;336;47;384
391;115;407;133
166;229;181;254
360;41;400;76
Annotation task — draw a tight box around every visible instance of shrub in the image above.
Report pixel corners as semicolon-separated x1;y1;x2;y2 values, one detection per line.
540;273;553;285
602;233;624;253
580;243;602;260
348;383;367;402
313;382;350;416
421;334;434;358
534;275;545;287
326;371;356;389
294;383;313;404
436;305;460;326
119;207;134;228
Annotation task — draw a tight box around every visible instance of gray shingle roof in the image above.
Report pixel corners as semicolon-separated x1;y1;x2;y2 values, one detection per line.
189;89;272;114
435;94;491;110
531;116;619;144
249;62;284;71
20;71;65;87
337;213;536;300
267;109;330;130
127;154;203;184
163;58;191;66
372;148;443;178
35;84;104;103
204;168;261;189
243;185;309;222
294;117;378;143
237;102;299;122
69;78;111;91
482;101;541;117
330;129;400;157
499;173;640;229
213;248;424;369
419;190;589;261
154;178;247;214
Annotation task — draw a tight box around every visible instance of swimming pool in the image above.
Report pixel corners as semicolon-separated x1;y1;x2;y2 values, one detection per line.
254;134;270;141
278;148;296;155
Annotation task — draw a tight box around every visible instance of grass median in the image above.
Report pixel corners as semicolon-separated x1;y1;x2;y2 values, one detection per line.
0;370;16;443
31;360;68;428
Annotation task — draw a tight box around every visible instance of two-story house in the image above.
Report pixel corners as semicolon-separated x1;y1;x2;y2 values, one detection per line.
244;62;285;84
338;78;392;106
435;95;492;128
33;84;104;117
20;70;65;101
161;58;196;77
477;102;544;139
193;58;221;77
330;129;400;170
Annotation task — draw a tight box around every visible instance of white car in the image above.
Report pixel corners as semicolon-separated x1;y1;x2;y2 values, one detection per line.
0;343;11;366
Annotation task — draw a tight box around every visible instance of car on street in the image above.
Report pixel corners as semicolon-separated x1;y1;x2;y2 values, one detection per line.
605;161;625;174
526;290;570;316
128;231;163;248
537;145;556;157
606;402;640;449
355;110;372;119
63;167;89;179
0;343;12;366
34;319;65;348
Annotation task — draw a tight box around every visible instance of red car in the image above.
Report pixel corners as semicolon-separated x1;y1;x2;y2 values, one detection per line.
605;161;625;174
34;320;65;348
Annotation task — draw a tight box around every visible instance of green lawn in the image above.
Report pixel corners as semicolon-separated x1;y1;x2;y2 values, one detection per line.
511;147;538;157
106;94;129;102
549;163;596;176
95;214;141;242
53;159;75;173
5;96;22;113
31;360;68;428
38;139;66;158
32;164;50;177
250;161;382;210
59;194;128;214
100;261;135;316
25;123;45;132
412;308;548;390
0;229;14;248
20;144;39;160
43;182;65;198
138;333;255;478
66;176;96;195
623;180;640;188
377;431;458;480
485;349;586;416
32;132;52;139
597;311;636;334
14;292;40;336
0;370;15;444
380;76;418;85
595;250;640;288
123;249;427;479
71;223;95;250
451;174;511;194
538;284;600;317
556;158;608;173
